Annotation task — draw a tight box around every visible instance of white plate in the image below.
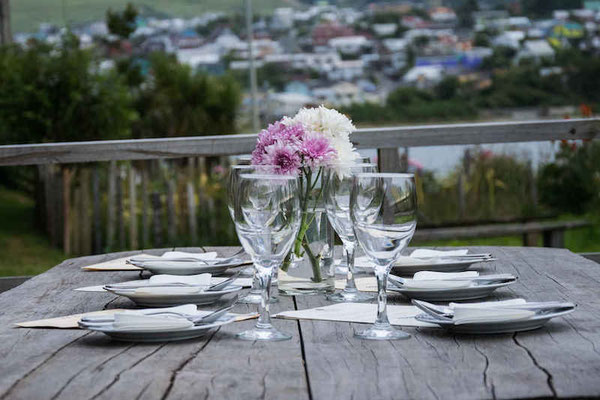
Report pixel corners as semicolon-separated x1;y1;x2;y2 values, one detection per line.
391;259;489;275
415;307;575;334
388;280;515;301
85;315;236;342
138;259;250;275
106;285;243;307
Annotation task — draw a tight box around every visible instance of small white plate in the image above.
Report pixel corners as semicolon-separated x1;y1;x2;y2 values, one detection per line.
388;280;515;301
105;285;243;307
85;315;236;342
137;259;251;276
391;259;490;275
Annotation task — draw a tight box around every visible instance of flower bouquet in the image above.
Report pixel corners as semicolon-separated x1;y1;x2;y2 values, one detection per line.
251;106;360;294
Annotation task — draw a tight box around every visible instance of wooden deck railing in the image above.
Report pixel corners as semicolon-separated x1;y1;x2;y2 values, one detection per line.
0;118;598;256
0;118;598;166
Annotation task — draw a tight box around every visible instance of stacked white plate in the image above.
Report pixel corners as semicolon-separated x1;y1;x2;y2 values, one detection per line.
388;271;516;301
128;251;250;275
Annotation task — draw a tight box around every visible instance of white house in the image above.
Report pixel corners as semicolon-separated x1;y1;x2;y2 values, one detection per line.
328;36;369;55
492;31;526;49
402;65;444;88
327;59;365;81
516;40;555;63
372;23;397;36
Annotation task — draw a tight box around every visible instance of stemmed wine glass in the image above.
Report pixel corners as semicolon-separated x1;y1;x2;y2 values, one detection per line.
350;173;417;340
234;173;301;341
324;163;377;302
227;165;277;304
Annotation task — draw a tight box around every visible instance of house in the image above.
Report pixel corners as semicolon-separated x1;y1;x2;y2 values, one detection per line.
402;65;444;88
176;49;223;73
492;31;525;49
312;23;355;46
272;8;294;30
327;59;365;81
266;92;314;120
382;38;408;53
372;23;397;37
328;36;369;55
516;40;555;63
429;7;457;24
313;82;364;107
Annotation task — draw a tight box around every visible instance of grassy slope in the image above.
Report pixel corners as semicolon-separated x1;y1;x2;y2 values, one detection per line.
11;0;287;33
0;188;64;276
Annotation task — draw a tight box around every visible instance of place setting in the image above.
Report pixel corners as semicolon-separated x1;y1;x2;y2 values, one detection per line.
102;272;245;307
412;298;576;334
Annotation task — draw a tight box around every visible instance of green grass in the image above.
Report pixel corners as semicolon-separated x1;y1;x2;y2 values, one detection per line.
11;0;290;33
0;187;65;276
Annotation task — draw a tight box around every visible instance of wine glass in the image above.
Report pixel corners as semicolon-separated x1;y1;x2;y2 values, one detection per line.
350;173;417;340
234;173;301;341
324;163;377;303
227;165;275;304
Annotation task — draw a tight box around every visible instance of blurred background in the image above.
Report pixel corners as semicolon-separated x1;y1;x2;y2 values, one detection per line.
0;0;598;276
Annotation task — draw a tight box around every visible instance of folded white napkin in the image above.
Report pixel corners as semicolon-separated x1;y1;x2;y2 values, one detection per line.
449;299;534;325
133;286;206;296
159;251;218;261
148;273;212;287
410;249;469;258
393;271;477;290
113;313;193;331
413;271;478;280
83;304;198;323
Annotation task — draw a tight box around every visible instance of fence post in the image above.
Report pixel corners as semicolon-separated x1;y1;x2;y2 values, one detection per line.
80;168;92;255
187;158;198;245
117;165;125;249
106;161;117;250
141;161;150;248
128;163;138;250
62;166;72;255
377;148;401;172
92;165;102;253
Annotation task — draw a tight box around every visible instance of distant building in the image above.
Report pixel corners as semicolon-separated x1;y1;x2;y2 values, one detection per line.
328;35;370;55
312;23;355;46
403;65;444;88
516;40;555;63
372;23;397;37
327;59;365;81
492;31;525;49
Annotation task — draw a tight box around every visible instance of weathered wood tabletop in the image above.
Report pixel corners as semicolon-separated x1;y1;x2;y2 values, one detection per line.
0;246;599;400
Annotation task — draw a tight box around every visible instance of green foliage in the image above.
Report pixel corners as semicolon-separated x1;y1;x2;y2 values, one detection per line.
538;141;600;214
521;0;583;18
0;34;135;144
106;3;138;39
480;46;517;70
133;52;240;138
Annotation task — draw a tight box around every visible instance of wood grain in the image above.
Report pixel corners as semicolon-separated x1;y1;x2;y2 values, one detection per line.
1;246;599;399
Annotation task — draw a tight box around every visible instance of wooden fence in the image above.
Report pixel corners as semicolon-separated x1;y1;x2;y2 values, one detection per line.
0;118;598;256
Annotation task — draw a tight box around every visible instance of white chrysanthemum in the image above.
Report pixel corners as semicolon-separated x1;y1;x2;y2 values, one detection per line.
293;105;356;140
330;136;360;164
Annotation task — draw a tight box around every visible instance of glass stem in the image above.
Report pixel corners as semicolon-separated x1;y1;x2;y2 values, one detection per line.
250;272;261;294
374;266;391;328
255;263;273;329
343;241;358;292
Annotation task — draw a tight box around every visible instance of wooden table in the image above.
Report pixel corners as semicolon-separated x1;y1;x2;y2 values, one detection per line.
1;246;599;400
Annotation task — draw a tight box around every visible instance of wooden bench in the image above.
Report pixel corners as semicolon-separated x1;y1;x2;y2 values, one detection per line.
413;219;590;247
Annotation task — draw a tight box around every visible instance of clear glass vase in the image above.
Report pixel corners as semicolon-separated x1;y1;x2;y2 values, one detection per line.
279;167;335;295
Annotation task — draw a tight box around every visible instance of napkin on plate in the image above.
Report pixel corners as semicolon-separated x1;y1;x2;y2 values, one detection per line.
148;273;212;286
411;249;469;258
400;271;479;290
133;286;205;296
449;299;535;325
274;303;437;328
113;313;194;331
83;304;198;323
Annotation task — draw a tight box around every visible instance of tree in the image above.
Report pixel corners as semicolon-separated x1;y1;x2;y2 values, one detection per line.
0;34;135;144
106;3;137;40
133;53;240;138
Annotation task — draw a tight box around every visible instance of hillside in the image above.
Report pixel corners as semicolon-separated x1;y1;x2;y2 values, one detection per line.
11;0;298;33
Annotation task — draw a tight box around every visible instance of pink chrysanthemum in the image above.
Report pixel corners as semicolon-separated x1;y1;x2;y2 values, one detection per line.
300;131;337;168
251;121;304;165
262;141;302;175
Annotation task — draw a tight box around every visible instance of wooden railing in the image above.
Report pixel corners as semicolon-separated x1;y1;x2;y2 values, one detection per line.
0;118;598;256
0;118;597;166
